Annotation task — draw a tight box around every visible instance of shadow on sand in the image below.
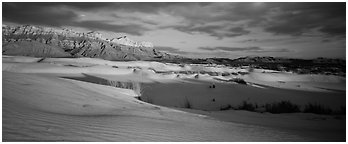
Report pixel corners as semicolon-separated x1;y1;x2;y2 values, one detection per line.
61;73;137;90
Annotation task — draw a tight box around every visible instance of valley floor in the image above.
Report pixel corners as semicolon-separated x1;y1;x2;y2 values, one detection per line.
2;56;346;141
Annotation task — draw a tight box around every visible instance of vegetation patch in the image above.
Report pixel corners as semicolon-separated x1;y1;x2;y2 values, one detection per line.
238;101;257;111
183;96;192;109
230;78;247;85
303;103;333;115
265;101;301;114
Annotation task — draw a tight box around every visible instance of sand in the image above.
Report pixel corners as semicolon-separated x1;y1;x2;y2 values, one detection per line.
4;72;315;141
141;79;345;110
2;55;346;141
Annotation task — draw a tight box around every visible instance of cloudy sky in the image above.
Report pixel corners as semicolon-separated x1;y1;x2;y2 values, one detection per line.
3;2;346;59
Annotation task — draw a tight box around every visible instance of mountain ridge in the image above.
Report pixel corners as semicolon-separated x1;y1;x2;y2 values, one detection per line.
2;24;182;61
2;24;345;76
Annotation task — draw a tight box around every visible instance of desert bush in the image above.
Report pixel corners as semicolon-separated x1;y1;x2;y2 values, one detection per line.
135;96;142;100
183;96;191;109
237;71;249;75
220;104;232;110
230;78;247;85
247;66;255;72
231;72;238;75
207;72;219;76
238;101;256;111
179;71;189;74
194;74;199;79
303;103;332;115
37;57;46;62
146;96;153;103
221;72;230;76
334;106;346;115
199;71;207;74
265;101;300;114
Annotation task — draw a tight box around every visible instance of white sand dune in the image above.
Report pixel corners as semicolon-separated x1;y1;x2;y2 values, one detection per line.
3;72;316;141
3;62;134;75
241;71;346;92
2;56;346;141
247;71;345;83
2;55;43;63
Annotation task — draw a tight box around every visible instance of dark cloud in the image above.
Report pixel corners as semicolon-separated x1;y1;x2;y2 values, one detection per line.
239;39;259;43
199;46;262;52
51;2;188;13
59;2;116;10
173;25;219;36
3;2;345;38
3;2;165;13
319;24;346;36
229;27;250;34
74;21;148;35
3;2;149;35
263;3;346;36
155;46;189;55
170;3;269;25
173;25;250;38
3;3;78;26
251;48;290;53
321;39;332;43
169;3;345;37
199;46;290;53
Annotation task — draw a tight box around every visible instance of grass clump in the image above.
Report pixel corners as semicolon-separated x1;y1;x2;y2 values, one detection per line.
265;101;300;114
238;101;256;111
334;106;346;115
230;78;247;85
220;104;232;111
183;96;192;109
303;103;332;115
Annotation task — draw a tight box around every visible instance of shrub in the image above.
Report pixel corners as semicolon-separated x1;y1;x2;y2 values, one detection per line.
194;74;199;79
334;106;346;115
179;71;189;74
207;72;219;76
183;96;191;109
143;96;153;103
238;101;256;111
238;71;249;75
303;103;332;115
221;72;230;76
230;78;247;85
199;71;207;74
37;57;46;62
220;104;232;111
231;72;238;75
265;101;300;114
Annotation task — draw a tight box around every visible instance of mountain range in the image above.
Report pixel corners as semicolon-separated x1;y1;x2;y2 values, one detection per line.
2;24;181;61
2;24;345;76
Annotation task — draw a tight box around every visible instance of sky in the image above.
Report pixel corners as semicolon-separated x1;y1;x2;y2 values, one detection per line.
2;2;346;59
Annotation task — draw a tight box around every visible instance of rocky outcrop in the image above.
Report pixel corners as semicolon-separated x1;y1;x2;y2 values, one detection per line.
2;24;180;60
109;36;154;48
